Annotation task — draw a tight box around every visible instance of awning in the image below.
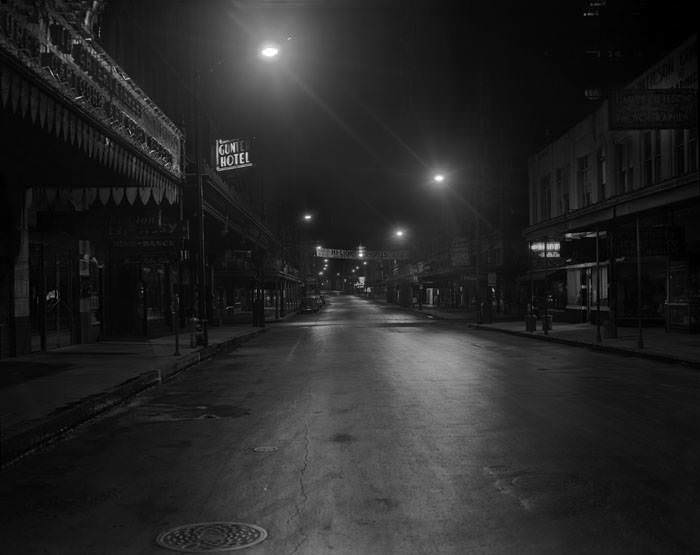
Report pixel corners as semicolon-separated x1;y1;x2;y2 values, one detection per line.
28;183;178;211
1;52;182;203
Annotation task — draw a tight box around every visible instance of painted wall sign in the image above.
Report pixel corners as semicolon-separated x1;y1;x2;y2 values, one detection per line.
609;89;697;129
215;138;253;171
612;35;698;130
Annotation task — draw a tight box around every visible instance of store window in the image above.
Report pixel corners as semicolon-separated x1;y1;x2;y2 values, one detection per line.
591;266;608;305
566;269;583;307
142;266;166;322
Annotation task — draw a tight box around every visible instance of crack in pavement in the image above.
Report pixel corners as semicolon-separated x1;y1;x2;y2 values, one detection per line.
289;417;311;555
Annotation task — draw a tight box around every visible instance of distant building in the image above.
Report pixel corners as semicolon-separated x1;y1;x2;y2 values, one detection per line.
525;34;698;332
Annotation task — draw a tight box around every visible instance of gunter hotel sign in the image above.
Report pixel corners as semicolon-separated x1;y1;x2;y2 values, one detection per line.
215;138;253;172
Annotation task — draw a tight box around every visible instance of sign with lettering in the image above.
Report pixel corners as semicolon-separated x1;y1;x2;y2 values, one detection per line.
530;241;561;258
215;139;253;171
314;247;409;260
108;213;180;258
609;89;697;129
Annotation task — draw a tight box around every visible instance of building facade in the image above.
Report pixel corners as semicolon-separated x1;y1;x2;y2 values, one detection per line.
1;0;184;356
526;35;698;332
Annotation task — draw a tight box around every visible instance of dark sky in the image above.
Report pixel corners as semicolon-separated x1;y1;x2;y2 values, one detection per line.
106;0;696;250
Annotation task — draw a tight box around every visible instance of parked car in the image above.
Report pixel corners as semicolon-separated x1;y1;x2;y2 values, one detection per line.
300;295;321;313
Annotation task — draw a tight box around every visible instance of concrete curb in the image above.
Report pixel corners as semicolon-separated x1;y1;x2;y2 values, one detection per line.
469;323;700;370
0;327;267;467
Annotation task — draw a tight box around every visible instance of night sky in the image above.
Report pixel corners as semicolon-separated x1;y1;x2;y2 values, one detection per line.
104;0;695;250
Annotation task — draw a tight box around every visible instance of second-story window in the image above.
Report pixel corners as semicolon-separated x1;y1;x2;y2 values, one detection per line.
577;155;590;207
615;140;634;193
626;141;635;190
555;167;564;215
643;132;653;186
597;146;607;200
540;174;552;220
654;129;662;182
563;163;570;213
674;129;686;176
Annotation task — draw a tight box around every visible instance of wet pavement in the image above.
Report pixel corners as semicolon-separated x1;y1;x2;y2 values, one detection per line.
1;293;699;554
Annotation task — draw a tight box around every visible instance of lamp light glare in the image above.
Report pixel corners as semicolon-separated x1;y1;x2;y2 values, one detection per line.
261;45;280;58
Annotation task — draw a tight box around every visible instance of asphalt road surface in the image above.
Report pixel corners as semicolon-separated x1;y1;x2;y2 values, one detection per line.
2;294;699;554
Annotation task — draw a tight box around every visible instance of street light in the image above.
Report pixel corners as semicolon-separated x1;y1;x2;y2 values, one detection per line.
260;43;280;60
433;173;446;184
302;213;313;222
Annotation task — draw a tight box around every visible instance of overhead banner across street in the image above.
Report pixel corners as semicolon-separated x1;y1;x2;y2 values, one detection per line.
314;247;409;260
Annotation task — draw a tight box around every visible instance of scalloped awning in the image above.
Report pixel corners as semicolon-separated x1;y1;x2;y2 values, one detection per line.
1;60;180;204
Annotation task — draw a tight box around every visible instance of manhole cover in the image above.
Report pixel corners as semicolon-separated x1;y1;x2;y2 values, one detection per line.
252;446;277;453
156;522;267;552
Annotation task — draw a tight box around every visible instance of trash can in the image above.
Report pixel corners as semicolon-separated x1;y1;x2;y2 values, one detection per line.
542;314;553;332
525;313;536;332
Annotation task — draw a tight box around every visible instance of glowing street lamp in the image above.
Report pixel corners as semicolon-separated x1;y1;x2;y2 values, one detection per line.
260;44;280;59
433;173;445;184
302;213;313;222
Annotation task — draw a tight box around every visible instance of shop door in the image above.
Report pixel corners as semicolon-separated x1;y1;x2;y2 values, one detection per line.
109;263;144;337
30;240;76;351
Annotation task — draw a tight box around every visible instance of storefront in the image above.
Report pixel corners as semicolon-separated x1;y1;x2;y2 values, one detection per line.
1;2;183;356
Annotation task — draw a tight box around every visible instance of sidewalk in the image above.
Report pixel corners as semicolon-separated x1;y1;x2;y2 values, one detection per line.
0;314;290;467
369;296;700;368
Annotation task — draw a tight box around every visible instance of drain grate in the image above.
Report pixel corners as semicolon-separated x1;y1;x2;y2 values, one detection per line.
156;522;267;552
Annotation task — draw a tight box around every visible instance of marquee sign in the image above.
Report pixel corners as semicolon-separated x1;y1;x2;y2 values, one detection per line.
215;138;253;172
